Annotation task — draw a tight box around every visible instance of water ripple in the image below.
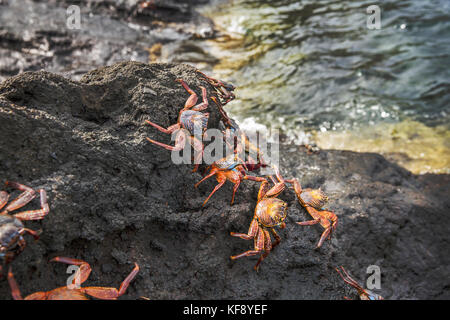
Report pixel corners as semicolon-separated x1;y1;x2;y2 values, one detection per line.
196;0;450;173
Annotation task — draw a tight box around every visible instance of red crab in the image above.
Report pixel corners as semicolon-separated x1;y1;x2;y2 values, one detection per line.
230;178;287;271
195;153;267;207
289;179;338;248
7;257;139;300
145;79;209;172
258;167;338;248
0;181;49;275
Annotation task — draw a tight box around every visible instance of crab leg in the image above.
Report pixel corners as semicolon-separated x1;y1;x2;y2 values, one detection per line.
195;168;218;188
198;174;265;207
243;175;267;183
265;182;286;198
197;70;229;88
315;208;337;244
284;178;302;198
196;70;220;86
200;176;226;207
191;87;208;112
257;180;271;200
197;71;235;103
81;263;139;300
146;138;185;151
296;218;320;226
255;178;285;203
230;218;259;240
270;228;281;249
317;226;332;248
254;228;272;271
191;136;204;173
222;136;248;171
7;267;24;300
211;96;231;123
297;207;336;248
1;182;36;215
325;210;338;232
146;129;187;152
0;191;9;210
336;266;361;289
230;180;241;205
285;174;337;247
5;181;34;193
50;257;93;285
335;266;366;295
13;189;49;221
245;162;264;172
20;228;41;240
8;268;49;300
145;120;180;135
230;225;264;260
176;79;199;109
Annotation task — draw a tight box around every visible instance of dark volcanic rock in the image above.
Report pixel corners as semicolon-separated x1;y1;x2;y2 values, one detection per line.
0;61;449;299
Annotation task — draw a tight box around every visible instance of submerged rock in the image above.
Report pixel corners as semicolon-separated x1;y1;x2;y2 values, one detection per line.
0;61;448;299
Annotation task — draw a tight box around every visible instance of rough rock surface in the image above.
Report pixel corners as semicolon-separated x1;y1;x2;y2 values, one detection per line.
0;61;449;299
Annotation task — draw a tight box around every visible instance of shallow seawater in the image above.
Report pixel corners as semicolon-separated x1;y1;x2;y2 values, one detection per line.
197;0;450;174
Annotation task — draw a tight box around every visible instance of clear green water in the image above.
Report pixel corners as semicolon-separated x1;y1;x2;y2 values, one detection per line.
197;0;450;174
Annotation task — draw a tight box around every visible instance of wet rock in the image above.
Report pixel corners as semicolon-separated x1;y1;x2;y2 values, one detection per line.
0;0;215;82
0;61;449;299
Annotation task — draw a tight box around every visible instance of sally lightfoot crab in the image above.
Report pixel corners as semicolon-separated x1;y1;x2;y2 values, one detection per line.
145;79;210;172
0;181;49;275
258;167;337;249
195;153;267;207
8;257;139;300
230;179;287;271
290;179;338;248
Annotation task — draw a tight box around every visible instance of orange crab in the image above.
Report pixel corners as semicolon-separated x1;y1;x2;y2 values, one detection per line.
145;79;209;172
257;167;337;249
7;257;139;300
195;153;267;207
289;178;338;248
230;178;287;271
